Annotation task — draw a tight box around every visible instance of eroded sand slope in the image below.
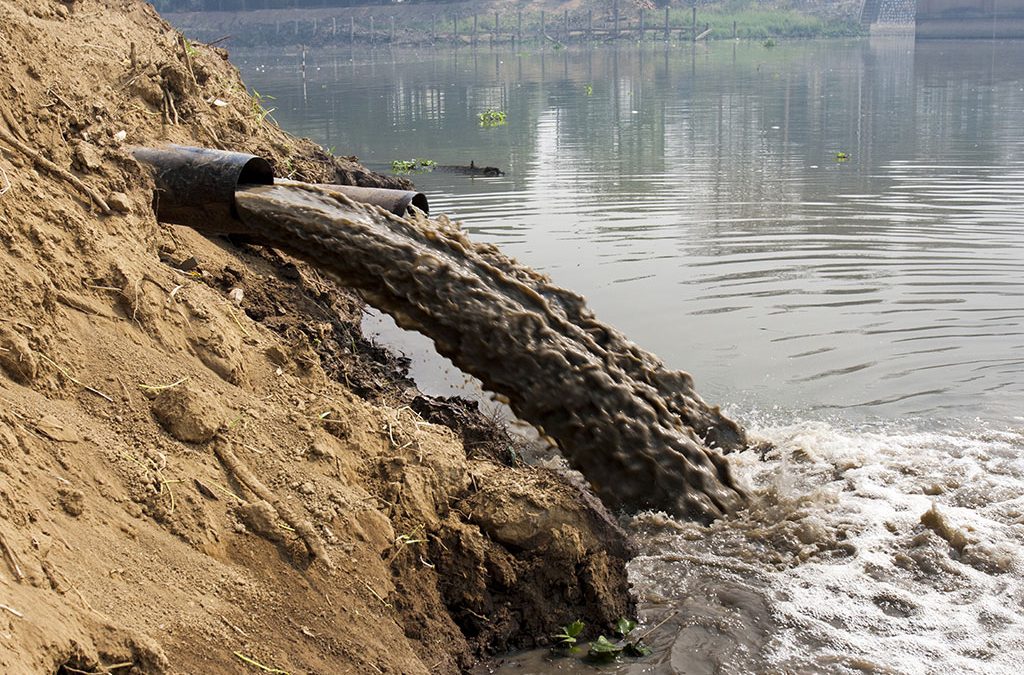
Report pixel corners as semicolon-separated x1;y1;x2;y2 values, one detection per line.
0;1;631;672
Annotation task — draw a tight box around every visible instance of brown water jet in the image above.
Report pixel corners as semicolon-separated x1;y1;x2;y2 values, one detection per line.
232;182;749;521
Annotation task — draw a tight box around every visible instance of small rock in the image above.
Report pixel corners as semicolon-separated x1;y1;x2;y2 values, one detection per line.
228;287;244;305
36;415;78;443
236;500;283;541
151;383;225;443
307;438;335;461
72;141;103;172
108;192;132;214
58;488;85;517
194;478;219;500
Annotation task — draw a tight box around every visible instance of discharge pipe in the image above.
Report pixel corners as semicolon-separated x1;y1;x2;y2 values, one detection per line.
131;145;428;233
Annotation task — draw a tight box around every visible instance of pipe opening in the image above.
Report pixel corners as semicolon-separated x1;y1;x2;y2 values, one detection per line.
237;156;275;188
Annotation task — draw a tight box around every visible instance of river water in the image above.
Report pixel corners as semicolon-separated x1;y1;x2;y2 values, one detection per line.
234;39;1024;673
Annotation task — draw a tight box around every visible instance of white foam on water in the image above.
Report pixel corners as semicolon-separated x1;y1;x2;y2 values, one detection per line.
628;419;1024;674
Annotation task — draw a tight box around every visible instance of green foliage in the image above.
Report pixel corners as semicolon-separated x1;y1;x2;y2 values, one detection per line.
391;158;437;174
552;617;653;663
762;37;777;47
477;109;507;127
587;635;623;661
583;83;593;96
835;151;850;161
249;89;276;124
664;4;863;41
552;619;585;647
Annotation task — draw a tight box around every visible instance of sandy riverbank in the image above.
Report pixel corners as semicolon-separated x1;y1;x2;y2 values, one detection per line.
0;1;632;672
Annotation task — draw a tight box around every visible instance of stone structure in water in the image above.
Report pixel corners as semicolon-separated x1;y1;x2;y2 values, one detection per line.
235;183;749;521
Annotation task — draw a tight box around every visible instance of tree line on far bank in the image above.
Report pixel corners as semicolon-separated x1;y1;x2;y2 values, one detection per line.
152;0;463;10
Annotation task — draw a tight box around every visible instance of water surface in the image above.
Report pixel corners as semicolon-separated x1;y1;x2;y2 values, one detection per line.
235;39;1024;674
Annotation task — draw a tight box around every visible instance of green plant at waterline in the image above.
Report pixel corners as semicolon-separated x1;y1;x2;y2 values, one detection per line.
478;109;507;127
552;619;585;652
551;618;653;662
391;158;437;174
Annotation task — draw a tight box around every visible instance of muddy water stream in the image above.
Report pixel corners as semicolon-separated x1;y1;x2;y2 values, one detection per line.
232;39;1024;672
235;183;745;519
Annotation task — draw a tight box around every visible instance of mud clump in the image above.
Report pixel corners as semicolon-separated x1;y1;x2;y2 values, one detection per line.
236;184;749;521
0;326;38;384
150;383;225;443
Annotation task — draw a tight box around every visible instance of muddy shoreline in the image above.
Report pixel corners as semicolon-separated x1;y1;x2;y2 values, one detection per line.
0;1;634;672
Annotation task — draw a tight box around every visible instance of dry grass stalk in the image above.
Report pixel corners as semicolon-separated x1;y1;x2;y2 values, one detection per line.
0;531;24;581
233;651;289;674
38;353;114;402
0;163;10;198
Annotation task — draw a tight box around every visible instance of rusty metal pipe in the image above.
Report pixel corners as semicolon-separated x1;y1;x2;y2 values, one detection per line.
131;145;274;234
132;146;429;236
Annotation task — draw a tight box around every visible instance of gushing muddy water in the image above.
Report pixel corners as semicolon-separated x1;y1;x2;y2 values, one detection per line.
236;183;747;520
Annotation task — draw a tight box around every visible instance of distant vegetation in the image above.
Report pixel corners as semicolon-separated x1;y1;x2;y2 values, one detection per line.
157;0;862;42
694;7;861;39
152;0;400;9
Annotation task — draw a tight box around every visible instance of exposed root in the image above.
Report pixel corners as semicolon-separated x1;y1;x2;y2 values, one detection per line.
0;126;110;214
213;439;334;571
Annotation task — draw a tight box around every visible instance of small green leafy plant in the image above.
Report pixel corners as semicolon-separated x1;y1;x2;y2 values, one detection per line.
552;619;585;649
552;618;652;663
250;89;276;124
477;109;507;127
391;158;436;174
584;83;593;96
586;617;652;663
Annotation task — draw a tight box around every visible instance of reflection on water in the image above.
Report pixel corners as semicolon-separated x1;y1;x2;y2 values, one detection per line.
236;38;1024;673
236;38;1024;426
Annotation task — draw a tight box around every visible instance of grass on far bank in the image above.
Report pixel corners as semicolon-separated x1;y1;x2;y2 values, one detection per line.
669;6;863;40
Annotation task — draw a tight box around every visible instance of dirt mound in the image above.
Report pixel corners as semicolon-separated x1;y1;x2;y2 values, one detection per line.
0;1;631;673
